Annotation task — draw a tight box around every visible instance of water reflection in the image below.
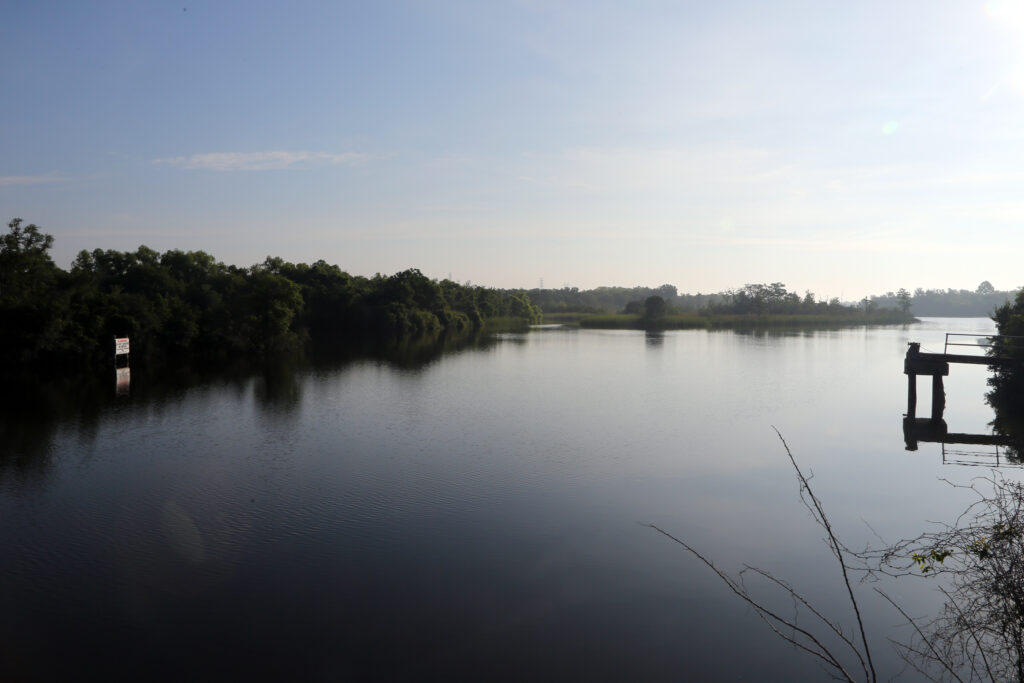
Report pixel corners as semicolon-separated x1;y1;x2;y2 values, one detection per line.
900;397;1024;466
0;331;505;486
0;370;109;488
309;330;503;371
115;367;131;396
988;381;1024;462
253;358;303;413
6;323;987;680
902;417;1012;450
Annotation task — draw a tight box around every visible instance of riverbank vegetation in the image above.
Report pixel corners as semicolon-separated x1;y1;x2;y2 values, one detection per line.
566;283;914;330
872;282;1019;317
0;219;541;374
2;216;999;373
529;281;1019;321
986;289;1024;459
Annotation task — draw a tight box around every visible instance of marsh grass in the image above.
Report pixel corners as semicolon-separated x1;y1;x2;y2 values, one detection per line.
575;311;914;331
577;313;708;329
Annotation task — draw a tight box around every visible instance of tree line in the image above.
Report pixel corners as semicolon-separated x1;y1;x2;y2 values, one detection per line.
0;218;541;373
625;282;910;322
519;281;1020;318
520;284;727;314
705;282;906;317
871;282;1019;317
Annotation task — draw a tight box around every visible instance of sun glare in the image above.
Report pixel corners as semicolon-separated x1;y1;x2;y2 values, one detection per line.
985;0;1024;94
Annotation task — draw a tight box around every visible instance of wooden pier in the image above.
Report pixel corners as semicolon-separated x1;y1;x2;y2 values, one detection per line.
902;333;1024;457
904;339;1020;421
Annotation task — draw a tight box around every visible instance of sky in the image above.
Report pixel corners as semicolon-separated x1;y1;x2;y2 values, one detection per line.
3;1;1024;298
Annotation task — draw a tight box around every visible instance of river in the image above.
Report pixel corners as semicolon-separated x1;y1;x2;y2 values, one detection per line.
0;318;1007;680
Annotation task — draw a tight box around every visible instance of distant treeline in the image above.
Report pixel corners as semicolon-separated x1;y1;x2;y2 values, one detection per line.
870;282;1019;317
705;282;899;317
0;219;541;372
519;284;727;314
530;281;911;324
522;281;1018;319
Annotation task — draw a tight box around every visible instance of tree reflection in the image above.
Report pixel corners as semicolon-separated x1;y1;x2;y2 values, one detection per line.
987;371;1024;463
253;357;303;412
644;330;665;347
0;371;107;488
0;330;505;485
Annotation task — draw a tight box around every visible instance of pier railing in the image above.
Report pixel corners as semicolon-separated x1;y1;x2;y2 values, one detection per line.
943;332;1024;356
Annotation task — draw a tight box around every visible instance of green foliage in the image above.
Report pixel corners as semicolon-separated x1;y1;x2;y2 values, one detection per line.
577;294;913;331
705;282;911;322
0;218;57;304
643;295;668;320
987;289;1024;458
912;548;952;573
524;283;720;314
0;219;544;373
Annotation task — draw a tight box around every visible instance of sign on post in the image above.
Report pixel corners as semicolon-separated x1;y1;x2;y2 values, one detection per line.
115;338;130;356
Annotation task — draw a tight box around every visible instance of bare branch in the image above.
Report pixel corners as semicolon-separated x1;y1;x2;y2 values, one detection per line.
773;428;878;682
874;588;965;683
645;523;858;682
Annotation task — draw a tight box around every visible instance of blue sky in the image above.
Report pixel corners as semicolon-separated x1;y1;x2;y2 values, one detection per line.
3;1;1024;297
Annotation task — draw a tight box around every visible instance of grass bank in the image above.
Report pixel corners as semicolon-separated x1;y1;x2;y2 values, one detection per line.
577;313;708;329
572;311;916;330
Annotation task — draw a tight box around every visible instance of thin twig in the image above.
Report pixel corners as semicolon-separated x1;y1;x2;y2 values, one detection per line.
773;427;878;683
645;523;857;682
874;588;965;683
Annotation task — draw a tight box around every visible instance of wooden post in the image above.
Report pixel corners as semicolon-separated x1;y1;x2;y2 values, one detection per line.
907;373;917;418
904;342;920;418
931;374;945;420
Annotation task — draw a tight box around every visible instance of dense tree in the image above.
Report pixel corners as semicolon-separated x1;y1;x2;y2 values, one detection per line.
643;295;667;319
701;282;906;320
525;284;723;314
0;218;57;303
987;290;1024;458
0;219;543;374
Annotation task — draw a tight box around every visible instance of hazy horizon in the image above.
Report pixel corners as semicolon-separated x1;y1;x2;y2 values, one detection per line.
4;1;1024;299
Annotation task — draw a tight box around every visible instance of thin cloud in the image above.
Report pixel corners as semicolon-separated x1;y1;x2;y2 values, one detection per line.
152;150;368;171
0;174;69;186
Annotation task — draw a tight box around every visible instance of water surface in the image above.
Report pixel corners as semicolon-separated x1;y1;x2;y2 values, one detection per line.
0;318;1008;680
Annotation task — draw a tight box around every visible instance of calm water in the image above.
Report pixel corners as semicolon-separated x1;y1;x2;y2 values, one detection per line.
0;318;1010;681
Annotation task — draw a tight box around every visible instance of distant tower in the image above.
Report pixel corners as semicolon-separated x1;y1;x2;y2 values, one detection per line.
539;277;544;290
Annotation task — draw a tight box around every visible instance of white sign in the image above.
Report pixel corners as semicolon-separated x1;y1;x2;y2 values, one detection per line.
115;337;130;355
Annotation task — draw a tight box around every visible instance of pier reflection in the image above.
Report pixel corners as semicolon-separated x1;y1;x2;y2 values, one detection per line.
901;337;1024;465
